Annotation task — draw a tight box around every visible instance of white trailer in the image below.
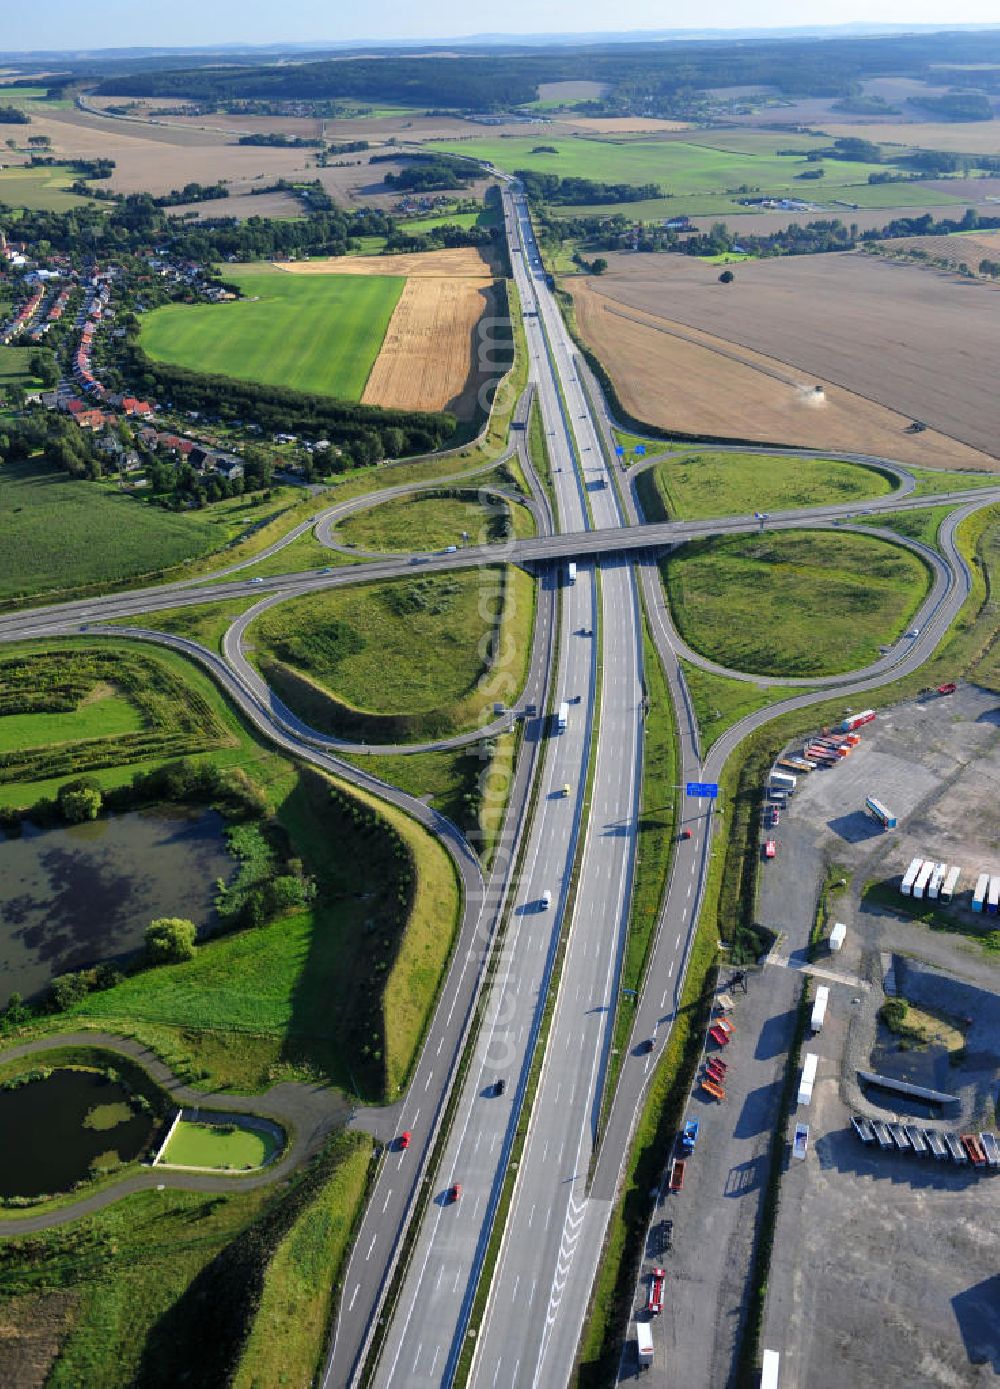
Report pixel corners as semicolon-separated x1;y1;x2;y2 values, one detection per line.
900;857;924;896
811;986;830;1033
973;872;990;913
927;863;948;900
798;1052;819;1106
761;1349;781;1389
941;865;961;903
566;561;577;585
556;701;569;732
769;770;797;792
829;921;847;952
636;1320;654;1366
989;876;1000;916
913;861;935;899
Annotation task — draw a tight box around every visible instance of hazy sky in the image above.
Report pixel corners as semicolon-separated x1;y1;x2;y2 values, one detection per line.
4;0;999;51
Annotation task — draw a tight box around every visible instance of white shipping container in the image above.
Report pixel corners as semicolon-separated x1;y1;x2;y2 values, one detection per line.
989;876;1000;915
913;861;935;899
829;921;847;952
798;1052;819;1106
811;986;830;1033
941;865;961;903
973;873;990;913
901;857;924;896
928;863;948;899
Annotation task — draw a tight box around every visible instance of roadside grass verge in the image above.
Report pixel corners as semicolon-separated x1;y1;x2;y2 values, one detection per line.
639;450;894;521
680;660;810;753
874;506;950;548
250;564;535;744
232;1131;374;1389
115;596;264;654
909;467;1000;497
528;392;555;504
664;530;931;678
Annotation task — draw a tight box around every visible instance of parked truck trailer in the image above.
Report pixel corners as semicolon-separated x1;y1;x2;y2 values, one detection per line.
941;865;961;903
901;858;924;896
973;873;990;913
839;709;876;733
913;861;935;899
865;796;897;830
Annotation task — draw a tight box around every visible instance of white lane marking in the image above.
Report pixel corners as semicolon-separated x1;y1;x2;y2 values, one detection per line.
669;960;675;977
528;1203;535;1229
425;1070;433;1091
348;1283;360;1312
512;1274;520;1302
435;1265;444;1292
429;1345;442;1378
382;1188;392;1212
366;1236;376;1260
412;1344;422;1374
493;1359;503;1388
675;934;681;949
661;989;668;1008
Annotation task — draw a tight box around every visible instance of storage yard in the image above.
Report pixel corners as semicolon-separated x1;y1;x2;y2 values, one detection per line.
756;683;1000;1387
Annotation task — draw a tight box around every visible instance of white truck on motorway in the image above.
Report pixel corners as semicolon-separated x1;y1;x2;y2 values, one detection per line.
566;561;577;585
556;701;569;732
636;1320;654;1368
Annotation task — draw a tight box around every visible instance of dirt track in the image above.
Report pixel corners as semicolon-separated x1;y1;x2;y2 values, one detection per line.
571;251;1000;464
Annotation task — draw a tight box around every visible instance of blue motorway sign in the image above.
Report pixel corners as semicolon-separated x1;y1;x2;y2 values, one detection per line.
615;445;625;456
635;444;646;456
686;781;719;799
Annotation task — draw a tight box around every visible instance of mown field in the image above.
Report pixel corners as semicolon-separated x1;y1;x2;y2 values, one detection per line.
636;450;893;521
141;268;404;401
0;346;47;392
664;530;930;676
0;456;299;605
249;564;534;742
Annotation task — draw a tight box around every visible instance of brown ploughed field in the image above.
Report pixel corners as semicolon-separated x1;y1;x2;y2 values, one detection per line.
571;250;1000;465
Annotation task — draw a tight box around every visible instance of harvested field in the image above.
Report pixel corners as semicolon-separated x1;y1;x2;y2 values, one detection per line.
687;204;996;236
362;278;492;418
167;190;302;221
277;247;493;278
561;116;692;133
877;228;1000;273
571;251;1000;463
821;119;1000;154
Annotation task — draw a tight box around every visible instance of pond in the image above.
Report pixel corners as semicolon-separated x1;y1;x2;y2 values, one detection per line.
0;808;235;1008
0;1068;156;1199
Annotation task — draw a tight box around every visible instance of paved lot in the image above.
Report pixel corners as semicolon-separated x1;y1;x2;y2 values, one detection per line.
761;683;1000;1388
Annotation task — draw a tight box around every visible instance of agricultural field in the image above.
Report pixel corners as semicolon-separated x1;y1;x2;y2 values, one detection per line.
141;268;402;401
277;247;493;277
663;530;931;677
874;228;1000;277
636;450;894;521
0;163;97;211
571;252;1000;466
248;564;533;742
429;131;954;218
0;456;299;605
361;277;494;418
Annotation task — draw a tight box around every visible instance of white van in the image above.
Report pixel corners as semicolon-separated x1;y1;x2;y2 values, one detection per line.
540;890;552;910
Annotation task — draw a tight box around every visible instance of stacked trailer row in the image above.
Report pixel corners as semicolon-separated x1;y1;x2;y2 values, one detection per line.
913;861;935;900
927;863;948;899
990;877;1000;916
901;858;924;896
941;866;961;903
973;873;990;913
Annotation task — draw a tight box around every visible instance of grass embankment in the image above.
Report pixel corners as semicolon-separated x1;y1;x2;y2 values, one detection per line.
664;530;931;677
125;596;265;654
141;269;403;401
336;487;534;552
636;450;894;521
908;467;1000;498
0;456;297;607
874;506;950;548
0;1131;372;1389
249;564;535;744
577;501;1000;1383
232;1131;373;1389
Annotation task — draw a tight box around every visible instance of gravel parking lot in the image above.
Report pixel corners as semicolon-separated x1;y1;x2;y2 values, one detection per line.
761;683;1000;1388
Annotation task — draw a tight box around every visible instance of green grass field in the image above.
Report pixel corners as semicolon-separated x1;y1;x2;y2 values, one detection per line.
0;164;96;211
680;660;809;751
637;450;894;522
397;203;499;234
0;456;301;605
160;1119;280;1170
140;268;403;401
429;133;942;220
665;530;930;676
0;689;142;754
0;346;46;392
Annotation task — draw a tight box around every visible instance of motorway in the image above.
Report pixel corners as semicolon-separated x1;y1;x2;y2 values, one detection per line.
1;182;998;1389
